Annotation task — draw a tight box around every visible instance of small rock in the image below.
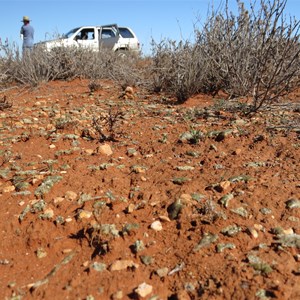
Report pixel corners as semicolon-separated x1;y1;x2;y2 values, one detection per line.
126;203;135;213
167;199;183;220
131;240;145;253
125;86;134;94
134;282;153;298
85;149;94;155
78;210;93;219
159;215;171;222
282;228;294;235
98;144;113;156
247;227;258;239
2;185;15;193
286;199;300;209
156;267;169;278
150;220;163;231
42;208;54;219
110;260;139;271
140;255;154;265
179;193;193;205
219;193;234;208
232;148;242;155
62;249;73;254
65;191;77;201
111;290;123;300
36;248;47;258
90;262;107;272
53;197;64;204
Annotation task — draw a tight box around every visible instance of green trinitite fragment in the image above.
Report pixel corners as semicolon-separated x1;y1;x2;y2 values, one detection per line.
286;198;300;209
171;177;191;185
167;199;183;220
193;233;218;252
219;193;234;208
216;243;236;253
140;255;154;265
221;224;242;237
230;207;248;218
90;262;107;272
131;240;145;254
19;204;31;222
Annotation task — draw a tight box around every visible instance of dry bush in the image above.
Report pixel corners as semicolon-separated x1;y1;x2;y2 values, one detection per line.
0;42;144;87
92;105;125;142
149;39;206;103
197;0;300;113
151;0;300;113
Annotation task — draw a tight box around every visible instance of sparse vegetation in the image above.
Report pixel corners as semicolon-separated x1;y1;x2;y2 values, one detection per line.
0;0;299;115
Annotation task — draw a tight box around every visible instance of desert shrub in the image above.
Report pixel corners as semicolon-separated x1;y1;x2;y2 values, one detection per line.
149;39;207;103
0;41;144;87
92;105;125;142
197;0;300;112
151;0;300;112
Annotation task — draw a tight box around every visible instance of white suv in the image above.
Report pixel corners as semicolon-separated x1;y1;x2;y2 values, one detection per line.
35;24;140;53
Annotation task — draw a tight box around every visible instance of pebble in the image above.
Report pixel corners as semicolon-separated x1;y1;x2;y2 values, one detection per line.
111;290;123;299
53;197;64;204
134;282;153;298
150;220;163;231
156;267;169;278
159;215;171;222
2;185;15;193
65;191;77;201
98;144;113;156
247;227;259;238
78;210;93;219
110;259;139;271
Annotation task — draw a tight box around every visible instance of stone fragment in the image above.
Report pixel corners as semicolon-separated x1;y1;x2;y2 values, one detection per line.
134;282;153;298
110;260;139;271
150;220;163;231
78;210;93;219
167;199;183;220
2;185;15;193
219;193;234;208
156;267;169;278
65;190;77;201
111;290;123;300
36;248;47;258
286;198;300;209
247;227;258;238
98;144;113;156
90;262;107;272
159;215;171;222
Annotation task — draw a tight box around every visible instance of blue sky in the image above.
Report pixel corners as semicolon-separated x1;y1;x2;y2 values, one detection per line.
1;0;300;56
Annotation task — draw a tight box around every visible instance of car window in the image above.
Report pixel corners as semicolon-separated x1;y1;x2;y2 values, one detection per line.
64;27;80;38
118;27;134;38
101;29;116;39
75;28;95;41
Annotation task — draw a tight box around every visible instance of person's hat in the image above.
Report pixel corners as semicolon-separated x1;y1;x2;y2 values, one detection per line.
21;16;30;22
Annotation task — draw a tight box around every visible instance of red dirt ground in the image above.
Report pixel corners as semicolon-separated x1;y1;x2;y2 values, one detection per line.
0;79;299;300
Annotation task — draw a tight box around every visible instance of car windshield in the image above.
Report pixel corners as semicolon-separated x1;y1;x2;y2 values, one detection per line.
63;27;80;38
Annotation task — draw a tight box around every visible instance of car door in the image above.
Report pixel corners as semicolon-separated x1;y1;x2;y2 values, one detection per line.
75;27;98;50
98;25;119;50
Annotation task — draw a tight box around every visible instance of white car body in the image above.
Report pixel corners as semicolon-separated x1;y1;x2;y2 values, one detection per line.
35;24;140;53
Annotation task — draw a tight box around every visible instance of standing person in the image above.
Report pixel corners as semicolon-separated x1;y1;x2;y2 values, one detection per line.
20;16;34;53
